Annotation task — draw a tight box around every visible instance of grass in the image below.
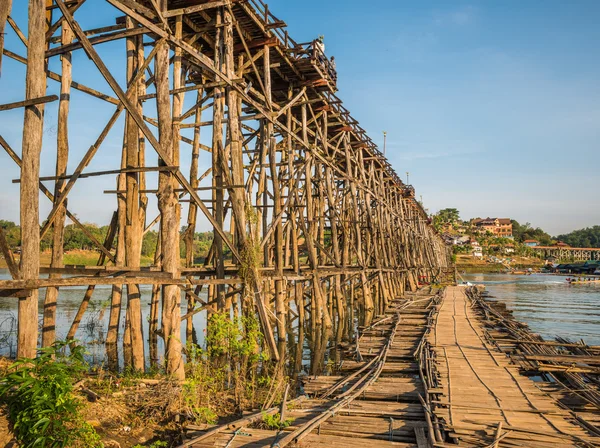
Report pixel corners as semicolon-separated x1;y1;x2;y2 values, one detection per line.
0;250;161;269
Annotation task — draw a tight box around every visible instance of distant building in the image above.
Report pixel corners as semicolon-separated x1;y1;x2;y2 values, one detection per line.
524;240;539;247
454;235;470;245
471;217;513;238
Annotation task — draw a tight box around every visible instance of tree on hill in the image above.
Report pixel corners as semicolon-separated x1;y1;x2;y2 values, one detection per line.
511;220;552;245
555;226;600;248
433;208;460;231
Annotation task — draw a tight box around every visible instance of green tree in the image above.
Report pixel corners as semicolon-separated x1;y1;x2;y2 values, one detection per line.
433;208;460;231
556;226;600;248
511;219;552;245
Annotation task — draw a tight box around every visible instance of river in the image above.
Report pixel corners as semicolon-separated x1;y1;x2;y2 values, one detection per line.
0;268;208;362
4;269;597;364
463;273;600;345
0;268;340;375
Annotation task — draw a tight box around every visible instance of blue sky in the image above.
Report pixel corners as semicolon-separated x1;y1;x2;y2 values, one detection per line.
1;1;599;235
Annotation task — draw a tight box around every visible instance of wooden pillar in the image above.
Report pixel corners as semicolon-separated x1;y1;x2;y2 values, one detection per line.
123;17;145;371
212;9;225;310
42;20;73;348
18;0;47;358
262;45;285;341
156;39;184;379
224;9;246;247
186;88;203;343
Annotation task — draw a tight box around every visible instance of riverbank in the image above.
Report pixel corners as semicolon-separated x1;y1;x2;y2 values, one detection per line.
0;352;291;447
0;250;160;269
456;254;544;273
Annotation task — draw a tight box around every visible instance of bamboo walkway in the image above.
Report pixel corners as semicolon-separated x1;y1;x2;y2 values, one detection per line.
428;286;599;447
180;290;438;447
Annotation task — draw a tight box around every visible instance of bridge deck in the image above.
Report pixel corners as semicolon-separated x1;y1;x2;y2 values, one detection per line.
180;291;437;447
429;286;596;447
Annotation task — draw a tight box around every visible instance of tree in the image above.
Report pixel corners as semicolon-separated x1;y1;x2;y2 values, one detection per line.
433;208;460;232
511;219;552;245
556;226;600;248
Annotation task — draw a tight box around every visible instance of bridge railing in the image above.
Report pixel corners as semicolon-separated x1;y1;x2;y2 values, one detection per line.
246;0;298;48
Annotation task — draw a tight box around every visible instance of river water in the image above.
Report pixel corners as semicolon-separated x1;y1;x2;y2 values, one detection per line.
4;269;597;364
0;268;340;375
463;273;600;345
0;268;208;362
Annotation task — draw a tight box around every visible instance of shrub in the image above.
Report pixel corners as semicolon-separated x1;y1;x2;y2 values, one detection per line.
0;341;102;448
261;412;294;430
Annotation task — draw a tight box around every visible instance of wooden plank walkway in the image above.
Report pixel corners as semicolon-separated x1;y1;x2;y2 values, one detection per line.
428;286;599;447
179;291;438;447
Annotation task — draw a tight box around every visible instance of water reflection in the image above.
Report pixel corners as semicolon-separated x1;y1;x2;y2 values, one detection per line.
464;273;600;345
0;269;358;375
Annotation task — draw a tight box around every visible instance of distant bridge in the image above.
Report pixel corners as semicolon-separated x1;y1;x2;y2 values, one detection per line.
531;246;600;261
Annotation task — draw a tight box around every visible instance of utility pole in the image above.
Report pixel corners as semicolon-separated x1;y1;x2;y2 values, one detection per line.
383;131;387;156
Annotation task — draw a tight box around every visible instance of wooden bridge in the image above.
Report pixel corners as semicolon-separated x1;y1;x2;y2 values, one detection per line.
531;246;600;261
0;0;451;375
179;286;600;447
426;287;598;447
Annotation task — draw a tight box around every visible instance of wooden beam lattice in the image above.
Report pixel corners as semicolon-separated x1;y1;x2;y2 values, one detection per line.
0;0;452;377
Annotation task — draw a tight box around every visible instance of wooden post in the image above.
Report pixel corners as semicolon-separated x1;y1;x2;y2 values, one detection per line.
123;17;145;371
264;49;284;341
18;0;47;359
156;38;184;379
212;8;225;310
186;88;203;343
42;20;72;348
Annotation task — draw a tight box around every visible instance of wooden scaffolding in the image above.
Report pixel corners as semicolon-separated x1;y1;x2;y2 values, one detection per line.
0;0;452;378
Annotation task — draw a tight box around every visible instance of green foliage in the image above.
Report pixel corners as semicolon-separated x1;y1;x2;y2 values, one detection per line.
0;341;102;448
142;230;159;258
555;225;600;248
511;220;553;245
0;220;21;248
433;208;460;231
453;244;472;255
132;441;168;448
261;412;294;430
191;406;218;425
178;230;215;261
206;312;264;362
181;310;271;422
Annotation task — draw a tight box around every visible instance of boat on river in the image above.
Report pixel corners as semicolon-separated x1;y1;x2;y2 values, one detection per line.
566;277;600;284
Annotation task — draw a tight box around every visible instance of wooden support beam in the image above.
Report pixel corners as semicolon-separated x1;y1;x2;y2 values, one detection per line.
0;1;14;75
54;1;242;262
0;135;117;264
0;95;58;111
46;26;148;57
0;227;19;279
163;0;236;18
